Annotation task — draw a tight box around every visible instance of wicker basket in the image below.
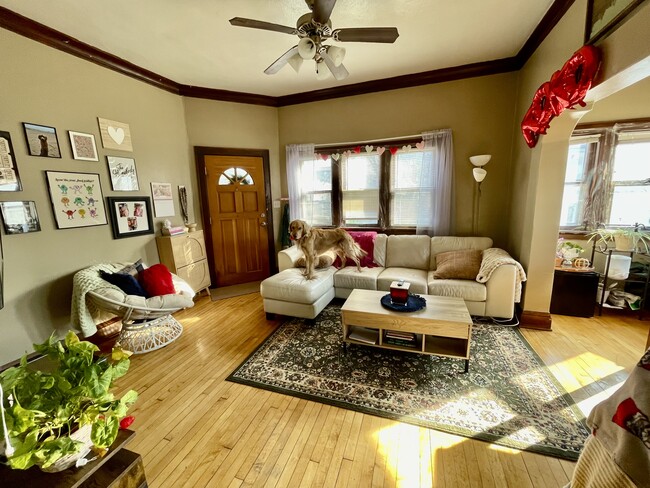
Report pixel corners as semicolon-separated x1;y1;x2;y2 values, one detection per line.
40;423;94;473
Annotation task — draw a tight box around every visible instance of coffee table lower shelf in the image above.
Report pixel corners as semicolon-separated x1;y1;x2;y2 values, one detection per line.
343;325;470;373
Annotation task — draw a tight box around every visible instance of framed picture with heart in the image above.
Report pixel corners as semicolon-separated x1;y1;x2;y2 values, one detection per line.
97;117;133;152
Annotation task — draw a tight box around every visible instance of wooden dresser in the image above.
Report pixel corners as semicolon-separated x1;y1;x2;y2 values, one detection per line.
156;230;211;295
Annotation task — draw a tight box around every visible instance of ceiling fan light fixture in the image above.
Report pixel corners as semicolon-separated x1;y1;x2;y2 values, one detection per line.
315;60;330;80
297;37;317;60
288;53;303;73
327;45;346;66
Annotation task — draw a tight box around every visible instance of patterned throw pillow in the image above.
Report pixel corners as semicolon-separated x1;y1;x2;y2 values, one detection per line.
117;259;144;277
433;250;483;280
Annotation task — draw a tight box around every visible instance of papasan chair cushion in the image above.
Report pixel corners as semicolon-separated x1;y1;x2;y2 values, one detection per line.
71;262;195;354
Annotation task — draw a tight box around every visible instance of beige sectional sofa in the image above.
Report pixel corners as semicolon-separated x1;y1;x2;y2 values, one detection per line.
261;235;521;320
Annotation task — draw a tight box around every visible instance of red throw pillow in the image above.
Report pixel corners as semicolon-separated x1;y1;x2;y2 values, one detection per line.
139;264;176;296
333;231;378;268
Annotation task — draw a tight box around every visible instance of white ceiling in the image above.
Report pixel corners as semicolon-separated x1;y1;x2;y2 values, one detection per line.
1;0;555;97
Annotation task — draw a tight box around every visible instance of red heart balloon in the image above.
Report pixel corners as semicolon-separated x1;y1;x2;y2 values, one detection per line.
389;147;398;155
353;146;361;154
321;153;329;161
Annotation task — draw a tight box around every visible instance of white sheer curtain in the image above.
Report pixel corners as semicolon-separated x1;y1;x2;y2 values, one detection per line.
286;143;315;221
417;129;454;236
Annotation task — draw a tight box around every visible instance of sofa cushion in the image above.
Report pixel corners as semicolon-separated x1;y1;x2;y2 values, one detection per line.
385;235;431;270
377;267;428;294
430;236;493;270
427;272;487;301
373;234;388;267
433;250;482;280
260;267;336;304
334;266;384;290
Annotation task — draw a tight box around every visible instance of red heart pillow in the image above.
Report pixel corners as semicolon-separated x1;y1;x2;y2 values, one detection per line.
139;264;175;296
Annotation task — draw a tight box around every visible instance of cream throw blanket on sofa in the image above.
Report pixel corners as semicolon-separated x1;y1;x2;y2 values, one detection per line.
476;248;527;302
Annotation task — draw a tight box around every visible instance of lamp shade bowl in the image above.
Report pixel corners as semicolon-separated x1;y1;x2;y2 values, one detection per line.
473;168;487;182
469;154;491;167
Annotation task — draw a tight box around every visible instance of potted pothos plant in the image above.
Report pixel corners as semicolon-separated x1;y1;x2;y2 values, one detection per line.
588;225;650;253
0;332;137;472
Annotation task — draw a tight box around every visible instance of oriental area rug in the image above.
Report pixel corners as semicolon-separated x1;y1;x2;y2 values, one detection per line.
227;304;590;460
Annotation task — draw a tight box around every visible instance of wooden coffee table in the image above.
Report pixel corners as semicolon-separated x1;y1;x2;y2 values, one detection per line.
341;289;473;372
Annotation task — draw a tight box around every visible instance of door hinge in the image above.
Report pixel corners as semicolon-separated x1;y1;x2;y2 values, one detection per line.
204;166;207;176
209;217;212;225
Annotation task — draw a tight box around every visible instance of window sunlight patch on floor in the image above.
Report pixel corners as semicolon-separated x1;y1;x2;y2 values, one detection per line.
537;352;626;395
576;381;625;417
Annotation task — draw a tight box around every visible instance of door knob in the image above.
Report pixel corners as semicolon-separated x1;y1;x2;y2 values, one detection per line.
260;222;267;227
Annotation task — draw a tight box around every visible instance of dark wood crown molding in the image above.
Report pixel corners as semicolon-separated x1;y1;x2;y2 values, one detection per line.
515;0;576;68
1;1;575;107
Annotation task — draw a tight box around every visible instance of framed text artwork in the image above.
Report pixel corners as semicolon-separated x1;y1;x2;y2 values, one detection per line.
107;156;139;191
68;131;99;161
22;122;61;158
0;130;22;191
151;182;175;217
106;196;154;239
97;117;133;152
585;0;647;43
45;171;108;229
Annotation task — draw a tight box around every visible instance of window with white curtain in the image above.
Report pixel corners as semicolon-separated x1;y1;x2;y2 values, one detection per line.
300;157;332;226
389;150;432;227
560;123;650;230
341;153;380;225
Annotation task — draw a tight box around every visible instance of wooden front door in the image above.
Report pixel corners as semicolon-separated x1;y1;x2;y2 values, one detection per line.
199;150;273;287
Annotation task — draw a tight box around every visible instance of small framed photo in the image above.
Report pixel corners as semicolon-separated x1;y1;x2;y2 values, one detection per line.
151;182;175;217
45;171;108;229
107;156;139;191
68;131;99;161
0;201;41;234
107;196;153;239
22;122;61;158
0;130;22;192
585;0;646;43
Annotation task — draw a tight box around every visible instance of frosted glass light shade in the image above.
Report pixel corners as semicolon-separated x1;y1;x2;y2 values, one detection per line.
327;45;346;66
298;37;317;60
469;154;491;167
473;168;487;182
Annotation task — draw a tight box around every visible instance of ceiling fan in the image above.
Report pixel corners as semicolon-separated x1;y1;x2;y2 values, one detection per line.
229;0;399;81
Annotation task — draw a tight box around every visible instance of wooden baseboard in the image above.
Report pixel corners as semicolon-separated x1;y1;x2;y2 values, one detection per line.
520;310;553;330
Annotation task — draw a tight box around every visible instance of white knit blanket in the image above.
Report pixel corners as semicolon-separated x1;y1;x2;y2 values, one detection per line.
71;263;122;337
476;248;527;302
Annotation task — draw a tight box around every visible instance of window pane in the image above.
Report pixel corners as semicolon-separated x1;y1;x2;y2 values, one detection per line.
559;142;593;227
612;141;650;181
389;151;431;226
609;185;650;226
341;154;380;225
301;192;332;226
560;184;584;227
302;159;331;192
565;143;589;182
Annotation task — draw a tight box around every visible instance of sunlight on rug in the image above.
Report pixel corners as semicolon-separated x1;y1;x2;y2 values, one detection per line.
227;304;590;460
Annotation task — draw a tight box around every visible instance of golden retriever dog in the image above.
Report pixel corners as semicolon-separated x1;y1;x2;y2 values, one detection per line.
289;219;367;280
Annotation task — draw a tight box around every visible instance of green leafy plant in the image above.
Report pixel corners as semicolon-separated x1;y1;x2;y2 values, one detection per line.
587;225;650;253
0;332;137;470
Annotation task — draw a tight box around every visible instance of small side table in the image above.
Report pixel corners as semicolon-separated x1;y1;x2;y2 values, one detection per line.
550;268;599;317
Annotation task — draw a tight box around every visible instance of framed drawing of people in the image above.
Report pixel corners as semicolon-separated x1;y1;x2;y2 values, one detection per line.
45;171;108;229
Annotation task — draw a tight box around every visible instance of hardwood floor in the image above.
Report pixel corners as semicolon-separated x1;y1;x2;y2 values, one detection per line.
115;294;649;487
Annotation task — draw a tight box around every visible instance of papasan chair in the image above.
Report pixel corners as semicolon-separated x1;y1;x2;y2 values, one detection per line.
71;262;195;354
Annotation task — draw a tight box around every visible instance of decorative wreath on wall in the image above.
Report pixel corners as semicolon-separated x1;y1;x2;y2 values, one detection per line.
521;45;601;148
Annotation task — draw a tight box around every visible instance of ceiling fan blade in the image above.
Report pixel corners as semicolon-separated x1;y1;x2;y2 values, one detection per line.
264;46;299;75
333;27;399;43
312;0;337;25
321;51;349;81
229;17;297;35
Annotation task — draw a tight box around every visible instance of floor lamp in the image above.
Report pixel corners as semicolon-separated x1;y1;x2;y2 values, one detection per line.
470;155;490;235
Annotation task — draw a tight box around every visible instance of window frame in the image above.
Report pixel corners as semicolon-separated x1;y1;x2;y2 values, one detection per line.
314;137;422;232
559;118;650;235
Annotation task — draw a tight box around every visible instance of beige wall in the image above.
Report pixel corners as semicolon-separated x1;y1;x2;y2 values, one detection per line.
278;73;519;247
508;0;650;313
0;30;196;364
182;98;281;247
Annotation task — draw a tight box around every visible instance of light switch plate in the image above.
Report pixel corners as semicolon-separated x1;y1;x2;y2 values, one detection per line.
273;200;281;209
